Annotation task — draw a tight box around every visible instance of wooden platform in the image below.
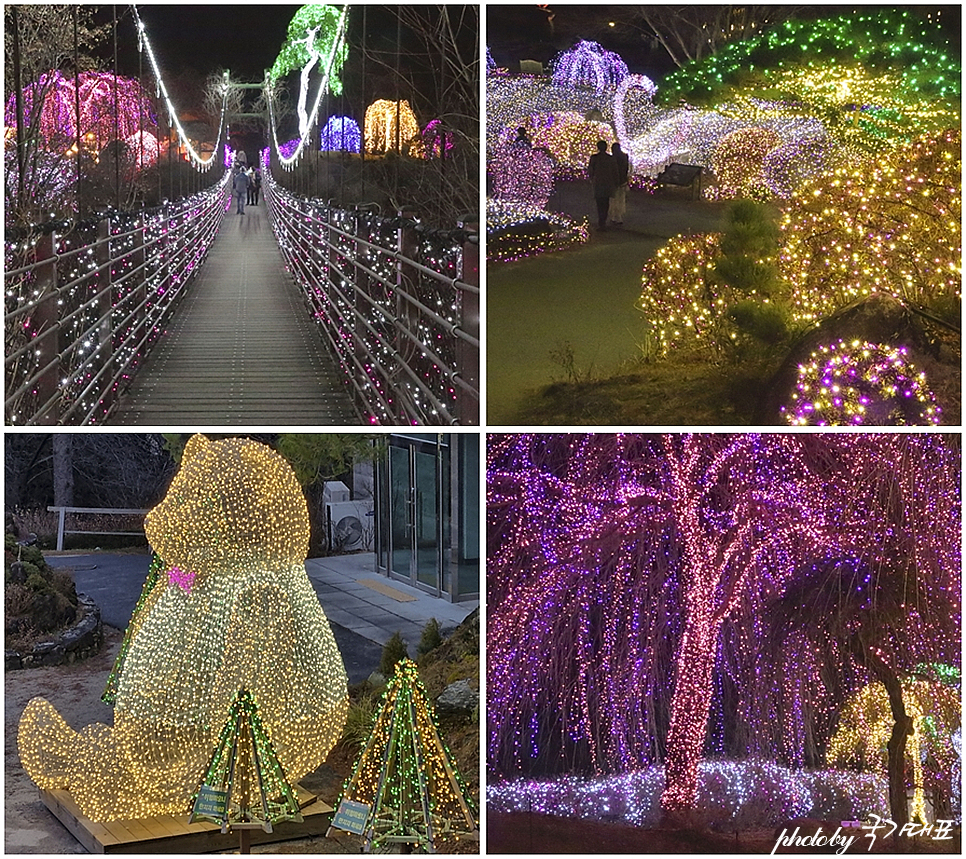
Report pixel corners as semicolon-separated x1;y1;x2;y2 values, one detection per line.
109;202;360;425
40;785;334;854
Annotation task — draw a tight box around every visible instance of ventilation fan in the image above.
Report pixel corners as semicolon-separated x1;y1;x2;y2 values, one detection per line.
326;500;373;552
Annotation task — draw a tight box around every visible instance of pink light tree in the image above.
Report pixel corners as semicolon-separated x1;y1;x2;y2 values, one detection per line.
486;433;961;824
655;434;825;818
4;70;157;154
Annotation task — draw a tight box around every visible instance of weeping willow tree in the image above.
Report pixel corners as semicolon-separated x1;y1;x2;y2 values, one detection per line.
486;434;960;825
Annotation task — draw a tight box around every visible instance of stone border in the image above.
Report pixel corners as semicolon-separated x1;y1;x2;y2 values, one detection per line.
5;594;103;670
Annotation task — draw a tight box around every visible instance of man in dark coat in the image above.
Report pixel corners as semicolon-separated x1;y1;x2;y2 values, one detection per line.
232;166;250;215
587;140;620;230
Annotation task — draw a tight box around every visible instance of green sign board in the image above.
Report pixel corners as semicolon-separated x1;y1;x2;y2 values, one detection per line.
193;785;228;820
332;799;371;835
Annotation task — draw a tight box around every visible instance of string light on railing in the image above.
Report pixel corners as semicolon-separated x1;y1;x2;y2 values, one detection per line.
262;169;474;423
132;5;228;172
4;175;231;425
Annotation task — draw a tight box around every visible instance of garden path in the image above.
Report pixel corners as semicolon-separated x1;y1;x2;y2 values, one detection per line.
486;182;728;425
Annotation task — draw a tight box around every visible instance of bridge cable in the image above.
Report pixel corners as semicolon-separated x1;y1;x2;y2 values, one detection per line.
130;4;229;172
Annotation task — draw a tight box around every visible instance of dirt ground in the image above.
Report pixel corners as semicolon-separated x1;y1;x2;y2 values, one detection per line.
5;627;404;854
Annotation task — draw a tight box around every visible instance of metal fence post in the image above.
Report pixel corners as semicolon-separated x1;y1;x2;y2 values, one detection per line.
396;210;419;423
456;220;480;425
31;232;61;424
95;217;115;414
352;209;370;409
133;214;146;352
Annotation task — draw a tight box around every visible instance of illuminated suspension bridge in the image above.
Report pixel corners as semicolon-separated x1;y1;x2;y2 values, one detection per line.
4;5;480;426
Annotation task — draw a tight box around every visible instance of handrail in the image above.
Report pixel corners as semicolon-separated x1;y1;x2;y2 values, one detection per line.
264;159;480;425
47;506;150;551
5;174;231;425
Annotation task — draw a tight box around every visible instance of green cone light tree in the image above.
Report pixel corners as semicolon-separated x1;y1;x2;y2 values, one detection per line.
330;659;477;852
190;688;302;835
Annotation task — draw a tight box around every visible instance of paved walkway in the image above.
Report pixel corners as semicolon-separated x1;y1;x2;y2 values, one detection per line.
109;200;359;425
487;182;728;424
45;551;477;685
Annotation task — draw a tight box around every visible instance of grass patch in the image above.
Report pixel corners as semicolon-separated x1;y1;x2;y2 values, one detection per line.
516;356;756;426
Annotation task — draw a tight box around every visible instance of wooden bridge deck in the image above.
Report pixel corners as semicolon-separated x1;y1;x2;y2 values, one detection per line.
109;201;359;425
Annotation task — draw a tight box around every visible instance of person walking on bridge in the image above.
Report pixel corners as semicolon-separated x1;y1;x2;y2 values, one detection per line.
233;166;250;215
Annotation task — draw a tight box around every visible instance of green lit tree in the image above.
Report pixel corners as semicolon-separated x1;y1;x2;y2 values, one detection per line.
190;688;302;835
269;4;349;140
101;553;165;705
330;659;477;852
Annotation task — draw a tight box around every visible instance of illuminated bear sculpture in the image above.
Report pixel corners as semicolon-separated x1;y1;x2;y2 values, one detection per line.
18;434;349;821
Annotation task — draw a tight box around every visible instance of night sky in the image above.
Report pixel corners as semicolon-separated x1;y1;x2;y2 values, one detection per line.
109;5;302;82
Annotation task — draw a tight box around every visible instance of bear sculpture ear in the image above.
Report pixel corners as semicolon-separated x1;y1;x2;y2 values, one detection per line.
183;434;209;464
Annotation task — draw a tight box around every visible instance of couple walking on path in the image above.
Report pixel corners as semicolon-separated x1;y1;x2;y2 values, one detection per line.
588;140;629;230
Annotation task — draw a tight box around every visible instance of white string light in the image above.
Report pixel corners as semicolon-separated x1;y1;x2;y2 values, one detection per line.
132;4;228;172
267;6;349;170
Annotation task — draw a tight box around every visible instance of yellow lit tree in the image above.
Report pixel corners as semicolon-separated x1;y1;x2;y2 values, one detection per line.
828;675;960;823
19;435;349;821
779;128;961;324
364;99;422;156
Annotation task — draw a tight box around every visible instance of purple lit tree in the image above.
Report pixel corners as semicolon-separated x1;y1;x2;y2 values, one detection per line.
551;41;628;93
320;115;361;153
487;434;960;824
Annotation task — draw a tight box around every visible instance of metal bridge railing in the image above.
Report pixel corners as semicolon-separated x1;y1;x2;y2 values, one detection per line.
4;174;231;425
265;169;480;426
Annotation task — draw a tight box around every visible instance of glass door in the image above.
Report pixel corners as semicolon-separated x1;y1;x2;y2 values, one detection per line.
384;439;442;595
389;445;413;579
414;448;441;590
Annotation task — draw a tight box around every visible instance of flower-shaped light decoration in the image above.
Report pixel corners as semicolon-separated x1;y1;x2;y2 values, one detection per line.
552;40;628;94
782;340;942;426
320;115;361;153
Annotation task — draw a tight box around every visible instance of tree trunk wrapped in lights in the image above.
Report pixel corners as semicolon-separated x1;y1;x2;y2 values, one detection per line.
19;434;349;822
330;658;478;852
